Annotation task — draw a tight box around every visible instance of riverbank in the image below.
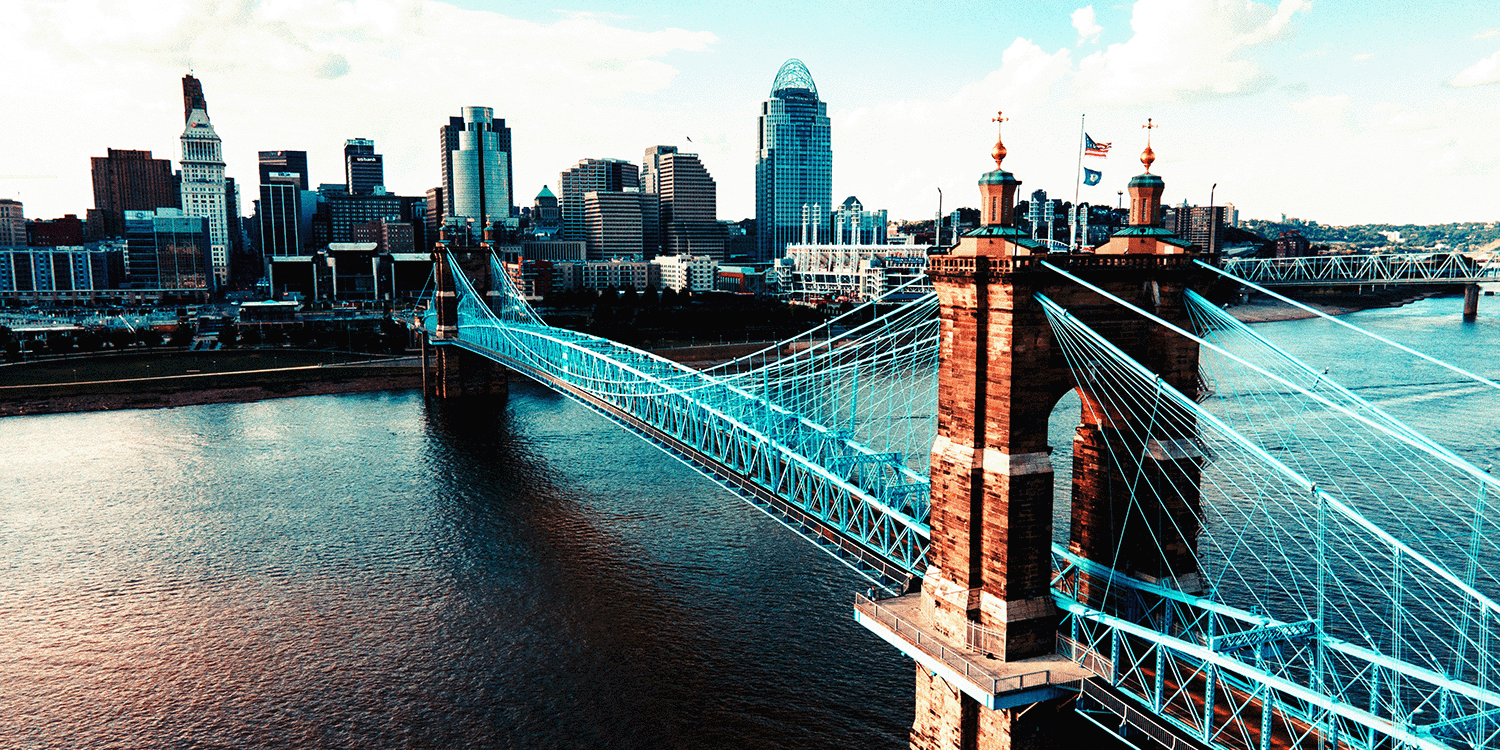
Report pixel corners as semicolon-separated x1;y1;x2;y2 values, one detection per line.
0;342;780;418
1227;287;1451;323
0;350;421;418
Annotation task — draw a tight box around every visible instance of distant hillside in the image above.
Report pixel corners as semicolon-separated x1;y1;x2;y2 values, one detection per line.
1241;218;1500;254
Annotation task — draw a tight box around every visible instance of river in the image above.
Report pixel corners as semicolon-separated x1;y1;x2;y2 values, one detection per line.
1;292;1494;749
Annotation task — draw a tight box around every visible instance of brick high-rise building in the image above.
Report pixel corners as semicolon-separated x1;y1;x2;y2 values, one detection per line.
28;215;85;246
90;149;179;239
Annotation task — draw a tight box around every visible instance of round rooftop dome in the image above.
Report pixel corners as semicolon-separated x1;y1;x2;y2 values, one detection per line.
770;58;818;97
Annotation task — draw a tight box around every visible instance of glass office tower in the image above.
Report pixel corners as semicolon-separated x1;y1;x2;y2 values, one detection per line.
755;58;832;262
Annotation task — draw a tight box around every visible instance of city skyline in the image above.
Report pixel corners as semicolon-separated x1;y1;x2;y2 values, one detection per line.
3;0;1498;228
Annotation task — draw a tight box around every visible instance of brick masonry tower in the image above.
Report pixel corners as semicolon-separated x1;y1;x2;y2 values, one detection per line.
903;116;1215;749
423;234;509;398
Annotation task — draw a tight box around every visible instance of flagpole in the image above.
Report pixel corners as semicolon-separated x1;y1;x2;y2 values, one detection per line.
1071;113;1085;251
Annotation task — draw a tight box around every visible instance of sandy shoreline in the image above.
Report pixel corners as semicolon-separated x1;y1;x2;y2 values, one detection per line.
1227;288;1451;324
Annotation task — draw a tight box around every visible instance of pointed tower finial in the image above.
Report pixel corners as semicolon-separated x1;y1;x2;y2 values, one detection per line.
991;111;1009;168
1140;118;1158;173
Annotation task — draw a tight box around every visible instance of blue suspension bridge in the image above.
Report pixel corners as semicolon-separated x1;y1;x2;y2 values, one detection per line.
415;247;1497;750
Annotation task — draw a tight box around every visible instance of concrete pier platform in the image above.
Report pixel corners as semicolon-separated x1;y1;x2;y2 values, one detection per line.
854;593;1096;710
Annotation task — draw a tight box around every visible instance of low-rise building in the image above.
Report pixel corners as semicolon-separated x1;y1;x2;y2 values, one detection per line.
0;242;128;304
580;258;657;290
654;254;718;293
784;244;932;301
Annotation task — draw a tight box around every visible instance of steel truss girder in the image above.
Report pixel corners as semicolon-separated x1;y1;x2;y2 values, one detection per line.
1222;252;1498;287
1053;545;1496;750
442;254;932;589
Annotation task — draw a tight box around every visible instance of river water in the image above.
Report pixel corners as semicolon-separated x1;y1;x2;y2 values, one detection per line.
1;293;1495;749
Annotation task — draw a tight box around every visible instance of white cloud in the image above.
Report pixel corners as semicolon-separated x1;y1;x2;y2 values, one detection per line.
1475;29;1499;40
1076;0;1309;103
1451;50;1500;87
0;0;718;219
1352;52;1373;61
1071;6;1103;43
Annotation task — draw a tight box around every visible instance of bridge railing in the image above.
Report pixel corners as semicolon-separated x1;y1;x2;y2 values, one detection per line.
853;593;1060;695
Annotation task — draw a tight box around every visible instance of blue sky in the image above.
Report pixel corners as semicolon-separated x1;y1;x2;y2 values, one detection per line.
4;0;1498;226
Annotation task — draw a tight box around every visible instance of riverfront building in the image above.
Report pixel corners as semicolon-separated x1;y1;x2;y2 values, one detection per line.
0;242;128;303
123;208;212;293
755;59;832;262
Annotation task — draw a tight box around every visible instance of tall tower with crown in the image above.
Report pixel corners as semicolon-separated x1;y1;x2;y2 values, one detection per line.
178;74;230;285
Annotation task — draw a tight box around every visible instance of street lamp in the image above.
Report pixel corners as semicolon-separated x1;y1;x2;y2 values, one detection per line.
1209;183;1218;255
935;187;944;248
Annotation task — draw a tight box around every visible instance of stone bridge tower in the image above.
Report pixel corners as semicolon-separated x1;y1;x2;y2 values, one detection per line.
902;116;1215;749
422;231;509;398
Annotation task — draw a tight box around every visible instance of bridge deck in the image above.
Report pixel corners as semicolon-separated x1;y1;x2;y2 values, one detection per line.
854;593;1093;710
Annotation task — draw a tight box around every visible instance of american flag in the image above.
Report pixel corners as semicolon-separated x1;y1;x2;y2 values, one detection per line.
1084;134;1111;158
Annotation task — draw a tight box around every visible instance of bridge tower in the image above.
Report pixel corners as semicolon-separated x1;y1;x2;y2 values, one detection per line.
422;233;509;398
907;118;1215;749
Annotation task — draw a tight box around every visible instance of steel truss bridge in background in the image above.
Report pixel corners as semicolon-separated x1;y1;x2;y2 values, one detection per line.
422;252;1499;750
1223;252;1499;287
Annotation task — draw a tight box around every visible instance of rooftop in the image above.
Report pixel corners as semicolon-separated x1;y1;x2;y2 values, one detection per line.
770;58;818;98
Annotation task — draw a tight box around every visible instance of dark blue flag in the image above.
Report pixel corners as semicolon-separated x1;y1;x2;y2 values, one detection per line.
1084;168;1102;186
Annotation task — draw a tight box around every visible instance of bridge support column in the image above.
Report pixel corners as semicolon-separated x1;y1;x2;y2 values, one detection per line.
427;345;508;399
425;245;509;400
1464;283;1480;321
923;254;1058;662
887;126;1214;750
911;668;1078;750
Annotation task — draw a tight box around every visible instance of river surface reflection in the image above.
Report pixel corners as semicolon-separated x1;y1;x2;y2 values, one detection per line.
1;293;1494;749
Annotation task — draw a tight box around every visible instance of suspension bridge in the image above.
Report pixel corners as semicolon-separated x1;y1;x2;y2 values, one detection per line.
410;141;1497;750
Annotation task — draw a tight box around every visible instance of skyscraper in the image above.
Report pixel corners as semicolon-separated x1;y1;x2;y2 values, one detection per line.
558;158;638;243
90;149;179;239
257;151;310;257
439;107;513;229
642;145;723;259
344;138;384;195
178;74;230;284
258;151;309;191
755;59;832;261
